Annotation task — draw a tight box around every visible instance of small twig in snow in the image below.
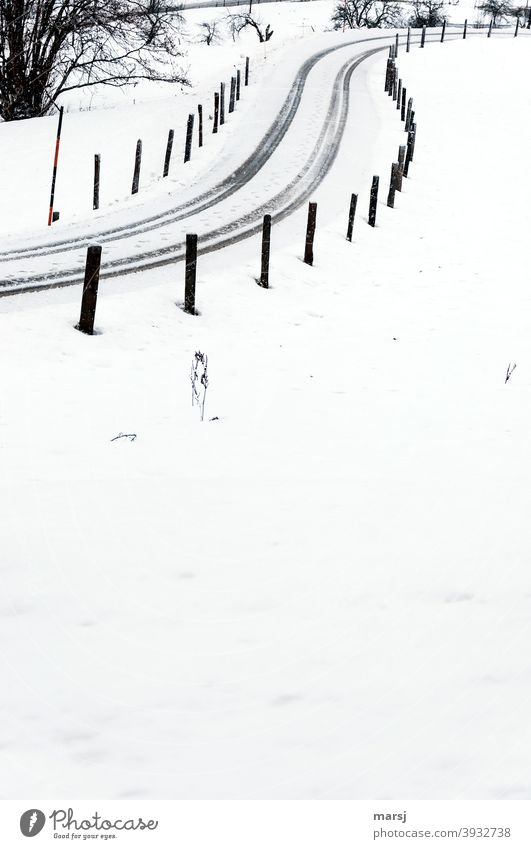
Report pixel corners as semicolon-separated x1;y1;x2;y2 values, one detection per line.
505;363;517;384
191;351;209;421
111;432;137;442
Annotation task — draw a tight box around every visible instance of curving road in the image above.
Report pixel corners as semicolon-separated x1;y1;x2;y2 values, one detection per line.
0;31;460;297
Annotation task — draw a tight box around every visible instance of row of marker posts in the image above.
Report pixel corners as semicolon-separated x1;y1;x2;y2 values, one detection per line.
88;57;250;211
75;38;420;333
53;19;523;225
77;20;527;332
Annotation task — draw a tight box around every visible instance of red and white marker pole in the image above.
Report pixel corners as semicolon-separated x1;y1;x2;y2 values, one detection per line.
47;105;64;226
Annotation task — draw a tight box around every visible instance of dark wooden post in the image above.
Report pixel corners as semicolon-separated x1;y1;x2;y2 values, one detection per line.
198;105;203;147
388;62;395;96
184;114;194;163
463;18;467;38
396;144;406;191
236;69;241;100
405;97;413;131
410;122;417;162
213;92;219;133
77;245;102;335
441;19;446;41
392;74;398;101
131;139;142;194
346;193;357;242
401;87;406;121
184;234;198;315
245;56;250;85
406;26;411;51
397;79;402;110
488;19;493;36
260;214;272;287
303;202;317;265
220;83;225;125
515;17;519;35
404;129;414;177
385;59;392;92
387;163;399;208
229;77;236;113
163;129;174;177
93;154;100;210
368;176;379;227
395;32;399;55
421;25;426;47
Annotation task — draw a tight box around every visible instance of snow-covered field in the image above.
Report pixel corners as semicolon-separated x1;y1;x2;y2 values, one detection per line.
1;4;531;801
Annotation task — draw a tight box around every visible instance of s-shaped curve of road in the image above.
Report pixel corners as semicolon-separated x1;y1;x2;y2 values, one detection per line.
0;30;460;297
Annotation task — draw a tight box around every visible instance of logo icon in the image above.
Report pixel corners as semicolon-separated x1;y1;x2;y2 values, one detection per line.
20;810;46;837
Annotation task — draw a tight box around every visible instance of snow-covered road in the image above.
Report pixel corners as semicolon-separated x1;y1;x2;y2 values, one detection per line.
0;30;470;295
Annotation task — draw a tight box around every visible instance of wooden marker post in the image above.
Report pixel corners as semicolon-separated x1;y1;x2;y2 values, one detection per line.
245;56;250;86
346;193;358;242
405;97;413;131
387;163;399;208
397;145;406;191
77;246;102;335
441;19;446;41
131;139;142;194
368;176;379;227
198;105;203;148
184;114;194;163
47;106;64;225
260;214;272;288
421;25;426;47
220;83;225;125
163;129;174;177
213;92;219;133
410;122;417;162
303;202;317;266
184;234;198;314
463;18;467;38
93;154;100;210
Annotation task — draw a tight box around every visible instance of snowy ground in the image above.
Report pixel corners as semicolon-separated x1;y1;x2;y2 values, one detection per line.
1;27;531;801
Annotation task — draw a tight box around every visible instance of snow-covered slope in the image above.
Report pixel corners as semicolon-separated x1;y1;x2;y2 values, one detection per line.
1;33;531;799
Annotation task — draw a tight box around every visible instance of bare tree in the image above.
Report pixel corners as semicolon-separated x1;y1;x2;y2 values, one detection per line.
510;3;528;23
197;20;221;46
476;0;515;25
0;0;188;121
226;12;274;42
331;0;403;29
409;0;448;27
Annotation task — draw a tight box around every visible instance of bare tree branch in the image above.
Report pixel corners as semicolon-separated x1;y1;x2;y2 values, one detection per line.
0;0;188;120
